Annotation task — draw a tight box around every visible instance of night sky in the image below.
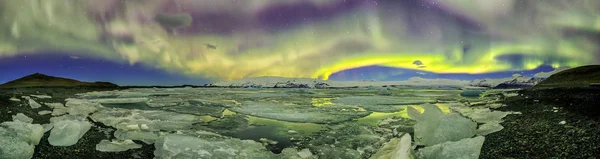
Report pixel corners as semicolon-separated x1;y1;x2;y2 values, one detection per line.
1;0;599;85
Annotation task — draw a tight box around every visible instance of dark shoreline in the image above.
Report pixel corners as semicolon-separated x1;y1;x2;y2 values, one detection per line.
481;88;600;158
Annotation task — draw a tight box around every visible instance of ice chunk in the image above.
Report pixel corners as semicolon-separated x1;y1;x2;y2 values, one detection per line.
12;113;34;123
96;139;142;152
90;109;201;132
31;95;52;99
52;108;68;116
65;98;99;116
114;129;159;144
465;108;509;124
45;103;65;108
297;149;313;158
146;97;186;107
24;96;42;109
48;116;92;146
0;119;45;159
370;133;413;159
408;104;477;146
9;97;21;102
476;122;504;136
154;134;281;159
1;121;44;145
38;110;52;115
416;136;485;159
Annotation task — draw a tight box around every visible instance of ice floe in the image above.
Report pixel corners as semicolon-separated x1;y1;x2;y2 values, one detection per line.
408;104;477;146
416;136;485;159
48;115;92;146
96;139;142;152
0;114;44;159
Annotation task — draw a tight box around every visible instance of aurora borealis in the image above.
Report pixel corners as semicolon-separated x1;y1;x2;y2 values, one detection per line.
0;0;599;84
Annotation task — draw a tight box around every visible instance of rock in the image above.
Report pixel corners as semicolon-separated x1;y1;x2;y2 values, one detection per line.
96;139;142;152
38;110;52;115
154;134;281;159
416;136;485;159
48;115;92;146
288;130;298;134
12;113;34;123
298;149;313;158
369;133;413;159
408;104;477;146
476;122;504;136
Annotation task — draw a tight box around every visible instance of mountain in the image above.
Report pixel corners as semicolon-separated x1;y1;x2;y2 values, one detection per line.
469;74;544;89
0;73;119;88
534;65;600;88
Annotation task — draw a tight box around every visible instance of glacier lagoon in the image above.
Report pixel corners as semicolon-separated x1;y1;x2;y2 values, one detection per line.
1;86;518;159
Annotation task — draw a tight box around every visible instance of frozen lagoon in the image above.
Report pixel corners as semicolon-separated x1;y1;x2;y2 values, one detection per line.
1;87;518;159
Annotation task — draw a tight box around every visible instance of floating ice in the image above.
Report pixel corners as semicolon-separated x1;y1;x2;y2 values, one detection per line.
95;139;142;152
12;113;34;123
297;149;313;158
38;110;52;115
90;108;202;143
370;133;413;159
9;97;21;102
465;108;509;124
65;98;99;116
0;116;44;159
31;95;52;99
230;101;369;124
476;122;504;136
408;104;477;146
23;96;42;109
154;134;281;159
334;96;435;112
416;136;485;159
48;115;92;146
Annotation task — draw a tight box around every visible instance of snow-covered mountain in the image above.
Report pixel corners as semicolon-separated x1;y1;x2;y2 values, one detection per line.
469;74;544;88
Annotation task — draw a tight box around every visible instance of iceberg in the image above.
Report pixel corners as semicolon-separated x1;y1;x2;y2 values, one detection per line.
416;136;485;159
48;115;92;146
12;113;34;123
408;104;477;146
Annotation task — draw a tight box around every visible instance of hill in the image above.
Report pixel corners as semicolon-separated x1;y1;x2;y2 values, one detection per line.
0;73;119;88
534;65;600;88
